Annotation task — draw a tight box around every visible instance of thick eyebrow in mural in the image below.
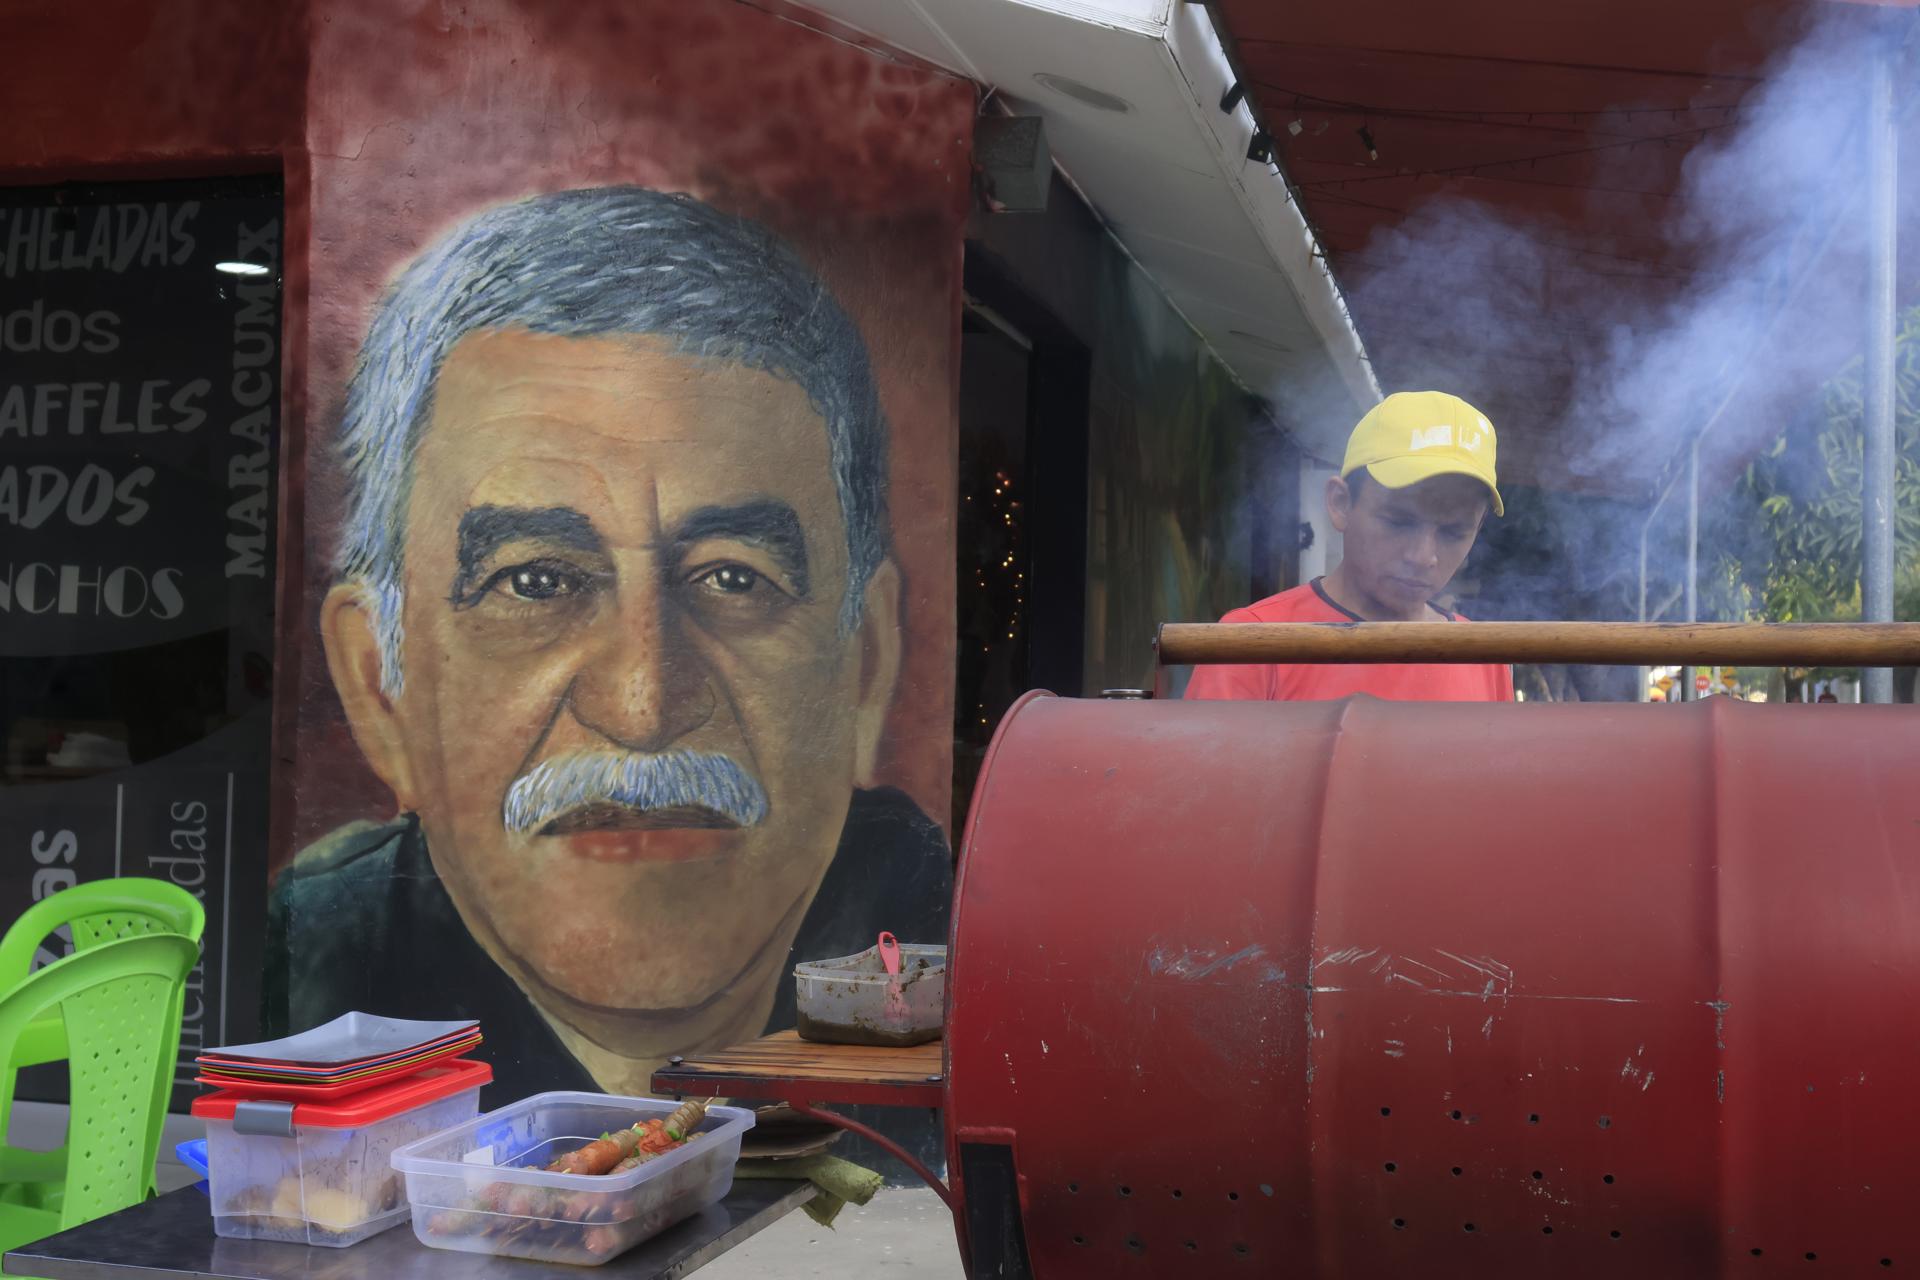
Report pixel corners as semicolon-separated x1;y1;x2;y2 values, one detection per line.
672;500;811;596
453;505;605;593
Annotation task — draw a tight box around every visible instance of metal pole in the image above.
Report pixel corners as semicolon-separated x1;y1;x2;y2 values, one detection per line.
1862;43;1899;705
1683;439;1700;701
1639;461;1687;704
1637;521;1650;702
1685;439;1700;624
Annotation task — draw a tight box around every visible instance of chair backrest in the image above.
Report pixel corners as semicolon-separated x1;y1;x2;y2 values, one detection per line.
0;879;205;978
0;878;206;1196
0;933;199;1229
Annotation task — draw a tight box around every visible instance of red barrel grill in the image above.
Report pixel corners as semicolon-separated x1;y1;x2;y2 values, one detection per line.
941;624;1920;1278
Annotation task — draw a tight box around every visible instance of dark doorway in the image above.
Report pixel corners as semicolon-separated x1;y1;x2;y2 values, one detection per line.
951;254;1090;837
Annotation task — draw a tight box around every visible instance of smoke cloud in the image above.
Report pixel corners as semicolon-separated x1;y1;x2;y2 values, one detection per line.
1296;9;1918;650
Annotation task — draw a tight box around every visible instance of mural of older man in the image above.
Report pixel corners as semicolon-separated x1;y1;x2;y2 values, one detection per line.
262;187;951;1105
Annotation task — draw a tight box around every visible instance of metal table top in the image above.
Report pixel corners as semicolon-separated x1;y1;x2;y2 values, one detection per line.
5;1181;816;1280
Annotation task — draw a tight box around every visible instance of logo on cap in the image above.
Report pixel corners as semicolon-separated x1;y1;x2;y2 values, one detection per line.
1409;424;1487;453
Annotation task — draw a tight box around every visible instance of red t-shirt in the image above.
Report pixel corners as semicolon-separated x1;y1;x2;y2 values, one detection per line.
1183;579;1514;703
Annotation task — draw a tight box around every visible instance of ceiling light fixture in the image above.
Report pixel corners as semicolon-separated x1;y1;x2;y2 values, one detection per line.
214;261;270;277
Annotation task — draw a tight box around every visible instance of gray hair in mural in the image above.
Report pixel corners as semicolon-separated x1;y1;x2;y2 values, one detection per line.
334;186;889;692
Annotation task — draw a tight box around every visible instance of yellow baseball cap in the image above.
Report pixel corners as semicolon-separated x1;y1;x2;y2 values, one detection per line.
1340;390;1503;516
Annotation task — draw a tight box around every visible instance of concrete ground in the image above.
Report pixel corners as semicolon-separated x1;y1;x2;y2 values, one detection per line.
11;1105;963;1278
700;1188;963;1279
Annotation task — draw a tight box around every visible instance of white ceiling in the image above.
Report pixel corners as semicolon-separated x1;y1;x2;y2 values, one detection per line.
786;0;1381;460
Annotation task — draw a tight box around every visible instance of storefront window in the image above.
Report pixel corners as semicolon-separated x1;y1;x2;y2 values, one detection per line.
0;174;281;1104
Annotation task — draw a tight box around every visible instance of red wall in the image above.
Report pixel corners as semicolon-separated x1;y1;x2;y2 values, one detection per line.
0;0;304;180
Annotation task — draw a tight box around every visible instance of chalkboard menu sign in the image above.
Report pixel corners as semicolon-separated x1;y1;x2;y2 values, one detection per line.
0;175;280;1109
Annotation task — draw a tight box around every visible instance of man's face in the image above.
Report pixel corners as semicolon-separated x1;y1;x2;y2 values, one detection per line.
1328;472;1490;615
338;328;894;1017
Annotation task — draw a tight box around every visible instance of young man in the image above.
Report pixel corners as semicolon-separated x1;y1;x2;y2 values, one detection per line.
1187;390;1514;702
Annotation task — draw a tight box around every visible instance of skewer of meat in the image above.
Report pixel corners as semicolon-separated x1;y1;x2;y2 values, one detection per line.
466;1101;721;1250
559;1100;712;1176
662;1097;711;1141
544;1125;647;1176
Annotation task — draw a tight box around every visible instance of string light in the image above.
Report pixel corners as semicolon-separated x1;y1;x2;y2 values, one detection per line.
961;465;1023;744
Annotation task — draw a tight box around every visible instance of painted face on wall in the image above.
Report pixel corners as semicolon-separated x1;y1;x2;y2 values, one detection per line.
324;327;900;1019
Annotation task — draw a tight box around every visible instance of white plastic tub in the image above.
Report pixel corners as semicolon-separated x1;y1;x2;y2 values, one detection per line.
191;1059;490;1247
795;942;946;1046
391;1091;755;1266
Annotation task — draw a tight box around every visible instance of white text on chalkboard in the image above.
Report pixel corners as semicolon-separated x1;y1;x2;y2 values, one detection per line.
0;563;186;619
28;830;77;971
0;464;154;529
0;204;198;279
0;301;119;353
0;379;211;437
225;220;278;579
159;800;211;1062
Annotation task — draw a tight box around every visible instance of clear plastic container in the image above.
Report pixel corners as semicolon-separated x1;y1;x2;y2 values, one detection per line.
794;942;946;1046
391;1091;755;1266
191;1059;490;1247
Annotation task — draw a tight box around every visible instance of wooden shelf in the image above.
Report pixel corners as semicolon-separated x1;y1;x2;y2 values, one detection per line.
651;1030;945;1110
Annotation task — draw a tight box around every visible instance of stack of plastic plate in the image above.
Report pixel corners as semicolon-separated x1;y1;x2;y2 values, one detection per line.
195;1013;482;1101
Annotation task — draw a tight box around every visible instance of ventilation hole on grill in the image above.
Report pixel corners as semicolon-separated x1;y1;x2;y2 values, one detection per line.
1072;1234;1087;1246
1752;1247;1764;1257
1604;1174;1616;1184
1451;1110;1463;1120
1806;1253;1818;1262
1233;1244;1249;1257
1124;1235;1143;1255
1612;1230;1623;1240
1463;1223;1477;1233
1068;1182;1080;1194
1531;1170;1544;1180
1171;1188;1183;1199
1384;1162;1397;1173
1881;1260;1892;1268
1118;1185;1132;1197
1228;1191;1240;1202
1392;1218;1406;1230
1528;1112;1541;1124
1597;1115;1613;1129
1381;1106;1392;1116
1451;1166;1463;1176
1543;1226;1555;1235
1185;1240;1198;1252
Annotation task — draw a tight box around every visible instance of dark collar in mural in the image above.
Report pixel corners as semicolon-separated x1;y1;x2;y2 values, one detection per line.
260;786;953;1106
1311;575;1457;622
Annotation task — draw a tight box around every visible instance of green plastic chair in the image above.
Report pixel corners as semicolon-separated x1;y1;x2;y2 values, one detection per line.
0;933;199;1274
0;880;204;1199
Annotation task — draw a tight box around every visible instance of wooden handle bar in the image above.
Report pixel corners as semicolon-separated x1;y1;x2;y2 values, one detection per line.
1154;622;1920;667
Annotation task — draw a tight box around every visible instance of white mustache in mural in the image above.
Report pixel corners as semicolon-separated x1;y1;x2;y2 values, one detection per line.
502;749;770;836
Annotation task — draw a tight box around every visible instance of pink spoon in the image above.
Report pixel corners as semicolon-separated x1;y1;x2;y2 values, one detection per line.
877;931;909;1023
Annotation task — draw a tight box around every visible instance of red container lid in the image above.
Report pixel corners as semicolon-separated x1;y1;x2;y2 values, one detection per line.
191;1058;491;1129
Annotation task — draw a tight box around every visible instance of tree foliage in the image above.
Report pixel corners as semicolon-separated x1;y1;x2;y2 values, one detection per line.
1735;303;1920;623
